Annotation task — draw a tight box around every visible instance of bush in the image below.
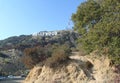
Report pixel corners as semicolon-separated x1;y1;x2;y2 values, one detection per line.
22;44;71;68
22;46;51;68
45;44;71;67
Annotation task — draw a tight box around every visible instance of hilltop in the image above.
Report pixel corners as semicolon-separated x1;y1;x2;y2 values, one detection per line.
0;30;80;76
0;30;79;51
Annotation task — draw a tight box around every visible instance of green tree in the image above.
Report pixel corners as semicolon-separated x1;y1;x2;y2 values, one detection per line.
72;0;102;34
72;0;120;65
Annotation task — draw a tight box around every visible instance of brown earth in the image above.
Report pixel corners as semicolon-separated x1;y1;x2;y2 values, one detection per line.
23;51;119;83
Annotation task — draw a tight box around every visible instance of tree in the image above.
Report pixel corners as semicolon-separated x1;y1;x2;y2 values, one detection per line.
72;0;102;35
72;0;120;65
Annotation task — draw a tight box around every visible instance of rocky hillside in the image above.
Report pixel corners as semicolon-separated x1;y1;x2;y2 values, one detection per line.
23;52;119;83
0;30;79;51
0;49;25;76
0;30;80;76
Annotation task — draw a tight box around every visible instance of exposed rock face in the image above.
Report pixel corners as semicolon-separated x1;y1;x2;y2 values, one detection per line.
24;60;91;83
24;52;117;83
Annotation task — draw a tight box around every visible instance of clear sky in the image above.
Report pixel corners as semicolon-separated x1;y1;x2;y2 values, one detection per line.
0;0;85;40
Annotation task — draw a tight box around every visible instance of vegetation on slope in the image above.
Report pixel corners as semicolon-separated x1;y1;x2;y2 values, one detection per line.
22;44;71;69
0;51;25;76
0;30;79;75
72;0;120;65
0;30;79;50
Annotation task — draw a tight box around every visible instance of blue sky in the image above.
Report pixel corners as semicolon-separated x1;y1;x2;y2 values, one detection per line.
0;0;85;40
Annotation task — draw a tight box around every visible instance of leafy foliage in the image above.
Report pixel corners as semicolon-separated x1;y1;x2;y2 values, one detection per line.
72;0;120;65
72;0;102;34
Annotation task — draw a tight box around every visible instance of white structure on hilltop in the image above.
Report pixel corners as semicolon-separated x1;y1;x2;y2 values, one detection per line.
32;31;58;37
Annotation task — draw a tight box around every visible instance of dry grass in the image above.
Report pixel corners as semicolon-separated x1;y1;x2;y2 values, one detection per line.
44;48;70;68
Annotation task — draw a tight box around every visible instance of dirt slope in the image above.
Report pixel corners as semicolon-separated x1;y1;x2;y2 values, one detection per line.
23;52;118;83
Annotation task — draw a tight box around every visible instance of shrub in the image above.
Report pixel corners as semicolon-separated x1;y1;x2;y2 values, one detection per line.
22;46;51;68
45;44;71;67
22;44;71;68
